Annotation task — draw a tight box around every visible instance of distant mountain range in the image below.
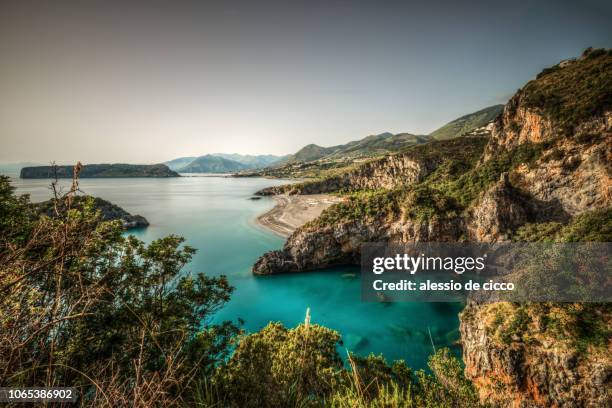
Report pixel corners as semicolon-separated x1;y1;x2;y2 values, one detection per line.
276;105;502;165
284;132;429;163
165;153;287;173
239;105;503;178
7;106;503;178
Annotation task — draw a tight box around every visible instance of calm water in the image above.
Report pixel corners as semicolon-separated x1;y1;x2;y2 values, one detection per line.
11;176;461;369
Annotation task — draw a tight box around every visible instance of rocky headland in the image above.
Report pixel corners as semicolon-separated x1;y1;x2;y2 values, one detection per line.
34;196;149;230
20;163;179;178
252;48;612;407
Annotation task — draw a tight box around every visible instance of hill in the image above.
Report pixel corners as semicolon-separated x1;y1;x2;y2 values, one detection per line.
165;157;197;171
282;132;428;164
238;105;503;179
33;195;149;229
252;48;612;408
212;153;287;168
178;155;249;173
21;163;179;178
428;104;504;140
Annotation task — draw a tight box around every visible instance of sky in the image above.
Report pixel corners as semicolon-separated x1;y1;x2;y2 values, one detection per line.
0;0;610;164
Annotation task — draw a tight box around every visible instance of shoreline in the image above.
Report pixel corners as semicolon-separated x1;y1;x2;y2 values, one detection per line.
256;194;341;237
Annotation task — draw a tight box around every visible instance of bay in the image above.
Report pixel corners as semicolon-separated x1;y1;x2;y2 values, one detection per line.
12;175;461;370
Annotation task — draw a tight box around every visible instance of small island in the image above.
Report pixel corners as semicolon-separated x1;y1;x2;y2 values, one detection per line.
33;196;149;230
20;163;179;178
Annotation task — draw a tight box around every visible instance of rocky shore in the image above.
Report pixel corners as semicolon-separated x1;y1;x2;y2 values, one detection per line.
251;50;612;407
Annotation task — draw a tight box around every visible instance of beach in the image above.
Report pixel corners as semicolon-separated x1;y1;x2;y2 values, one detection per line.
256;194;342;237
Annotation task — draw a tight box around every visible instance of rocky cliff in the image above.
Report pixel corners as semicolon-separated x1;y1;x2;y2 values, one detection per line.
256;135;484;196
253;49;612;407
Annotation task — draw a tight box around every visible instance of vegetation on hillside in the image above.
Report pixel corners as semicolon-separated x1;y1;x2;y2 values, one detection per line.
513;208;612;242
428;105;503;140
308;135;546;227
0;173;484;407
520;47;612;134
241;105;503;180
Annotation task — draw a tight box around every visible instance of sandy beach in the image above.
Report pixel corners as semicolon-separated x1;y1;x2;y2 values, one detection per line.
256;194;342;237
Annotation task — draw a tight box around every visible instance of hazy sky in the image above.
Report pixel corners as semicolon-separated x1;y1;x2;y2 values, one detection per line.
1;0;610;164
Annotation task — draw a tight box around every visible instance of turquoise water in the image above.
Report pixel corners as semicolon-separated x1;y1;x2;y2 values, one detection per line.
12;176;461;370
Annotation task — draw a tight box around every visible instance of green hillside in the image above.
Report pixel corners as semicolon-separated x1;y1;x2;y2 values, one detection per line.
429;104;503;140
20;164;179;178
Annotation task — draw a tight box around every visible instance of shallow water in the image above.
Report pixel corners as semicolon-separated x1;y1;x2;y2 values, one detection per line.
12;176;462;369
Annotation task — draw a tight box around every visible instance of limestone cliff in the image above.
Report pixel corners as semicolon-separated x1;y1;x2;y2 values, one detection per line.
253;49;612;407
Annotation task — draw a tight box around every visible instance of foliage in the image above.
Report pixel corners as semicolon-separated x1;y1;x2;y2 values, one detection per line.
309;189;402;227
513;209;612;242
429;104;503;141
310;135;550;227
0;175;236;406
521;48;612;134
484;302;611;356
214;322;343;407
328;349;485;408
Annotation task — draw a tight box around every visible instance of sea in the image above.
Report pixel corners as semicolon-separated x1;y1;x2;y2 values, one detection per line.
11;175;462;370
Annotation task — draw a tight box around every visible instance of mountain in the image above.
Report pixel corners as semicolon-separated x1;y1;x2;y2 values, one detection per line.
20;163;179;178
289;144;338;162
429;104;503;140
211;153;287;168
165;157;197;171
252;49;612;407
240;106;503;180
285;132;428;163
166;154;287;173
178;155;249;173
278;105;503;167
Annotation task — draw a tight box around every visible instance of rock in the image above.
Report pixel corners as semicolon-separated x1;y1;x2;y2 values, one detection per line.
252;50;612;407
460;303;611;407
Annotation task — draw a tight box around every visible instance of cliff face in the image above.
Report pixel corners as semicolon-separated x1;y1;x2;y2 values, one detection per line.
460;303;611;408
253;50;612;407
256;148;436;196
458;50;612;408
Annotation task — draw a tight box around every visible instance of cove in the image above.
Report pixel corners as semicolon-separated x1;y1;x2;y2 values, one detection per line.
12;175;461;370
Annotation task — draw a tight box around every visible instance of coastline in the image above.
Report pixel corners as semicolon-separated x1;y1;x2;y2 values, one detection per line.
256;194;341;237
